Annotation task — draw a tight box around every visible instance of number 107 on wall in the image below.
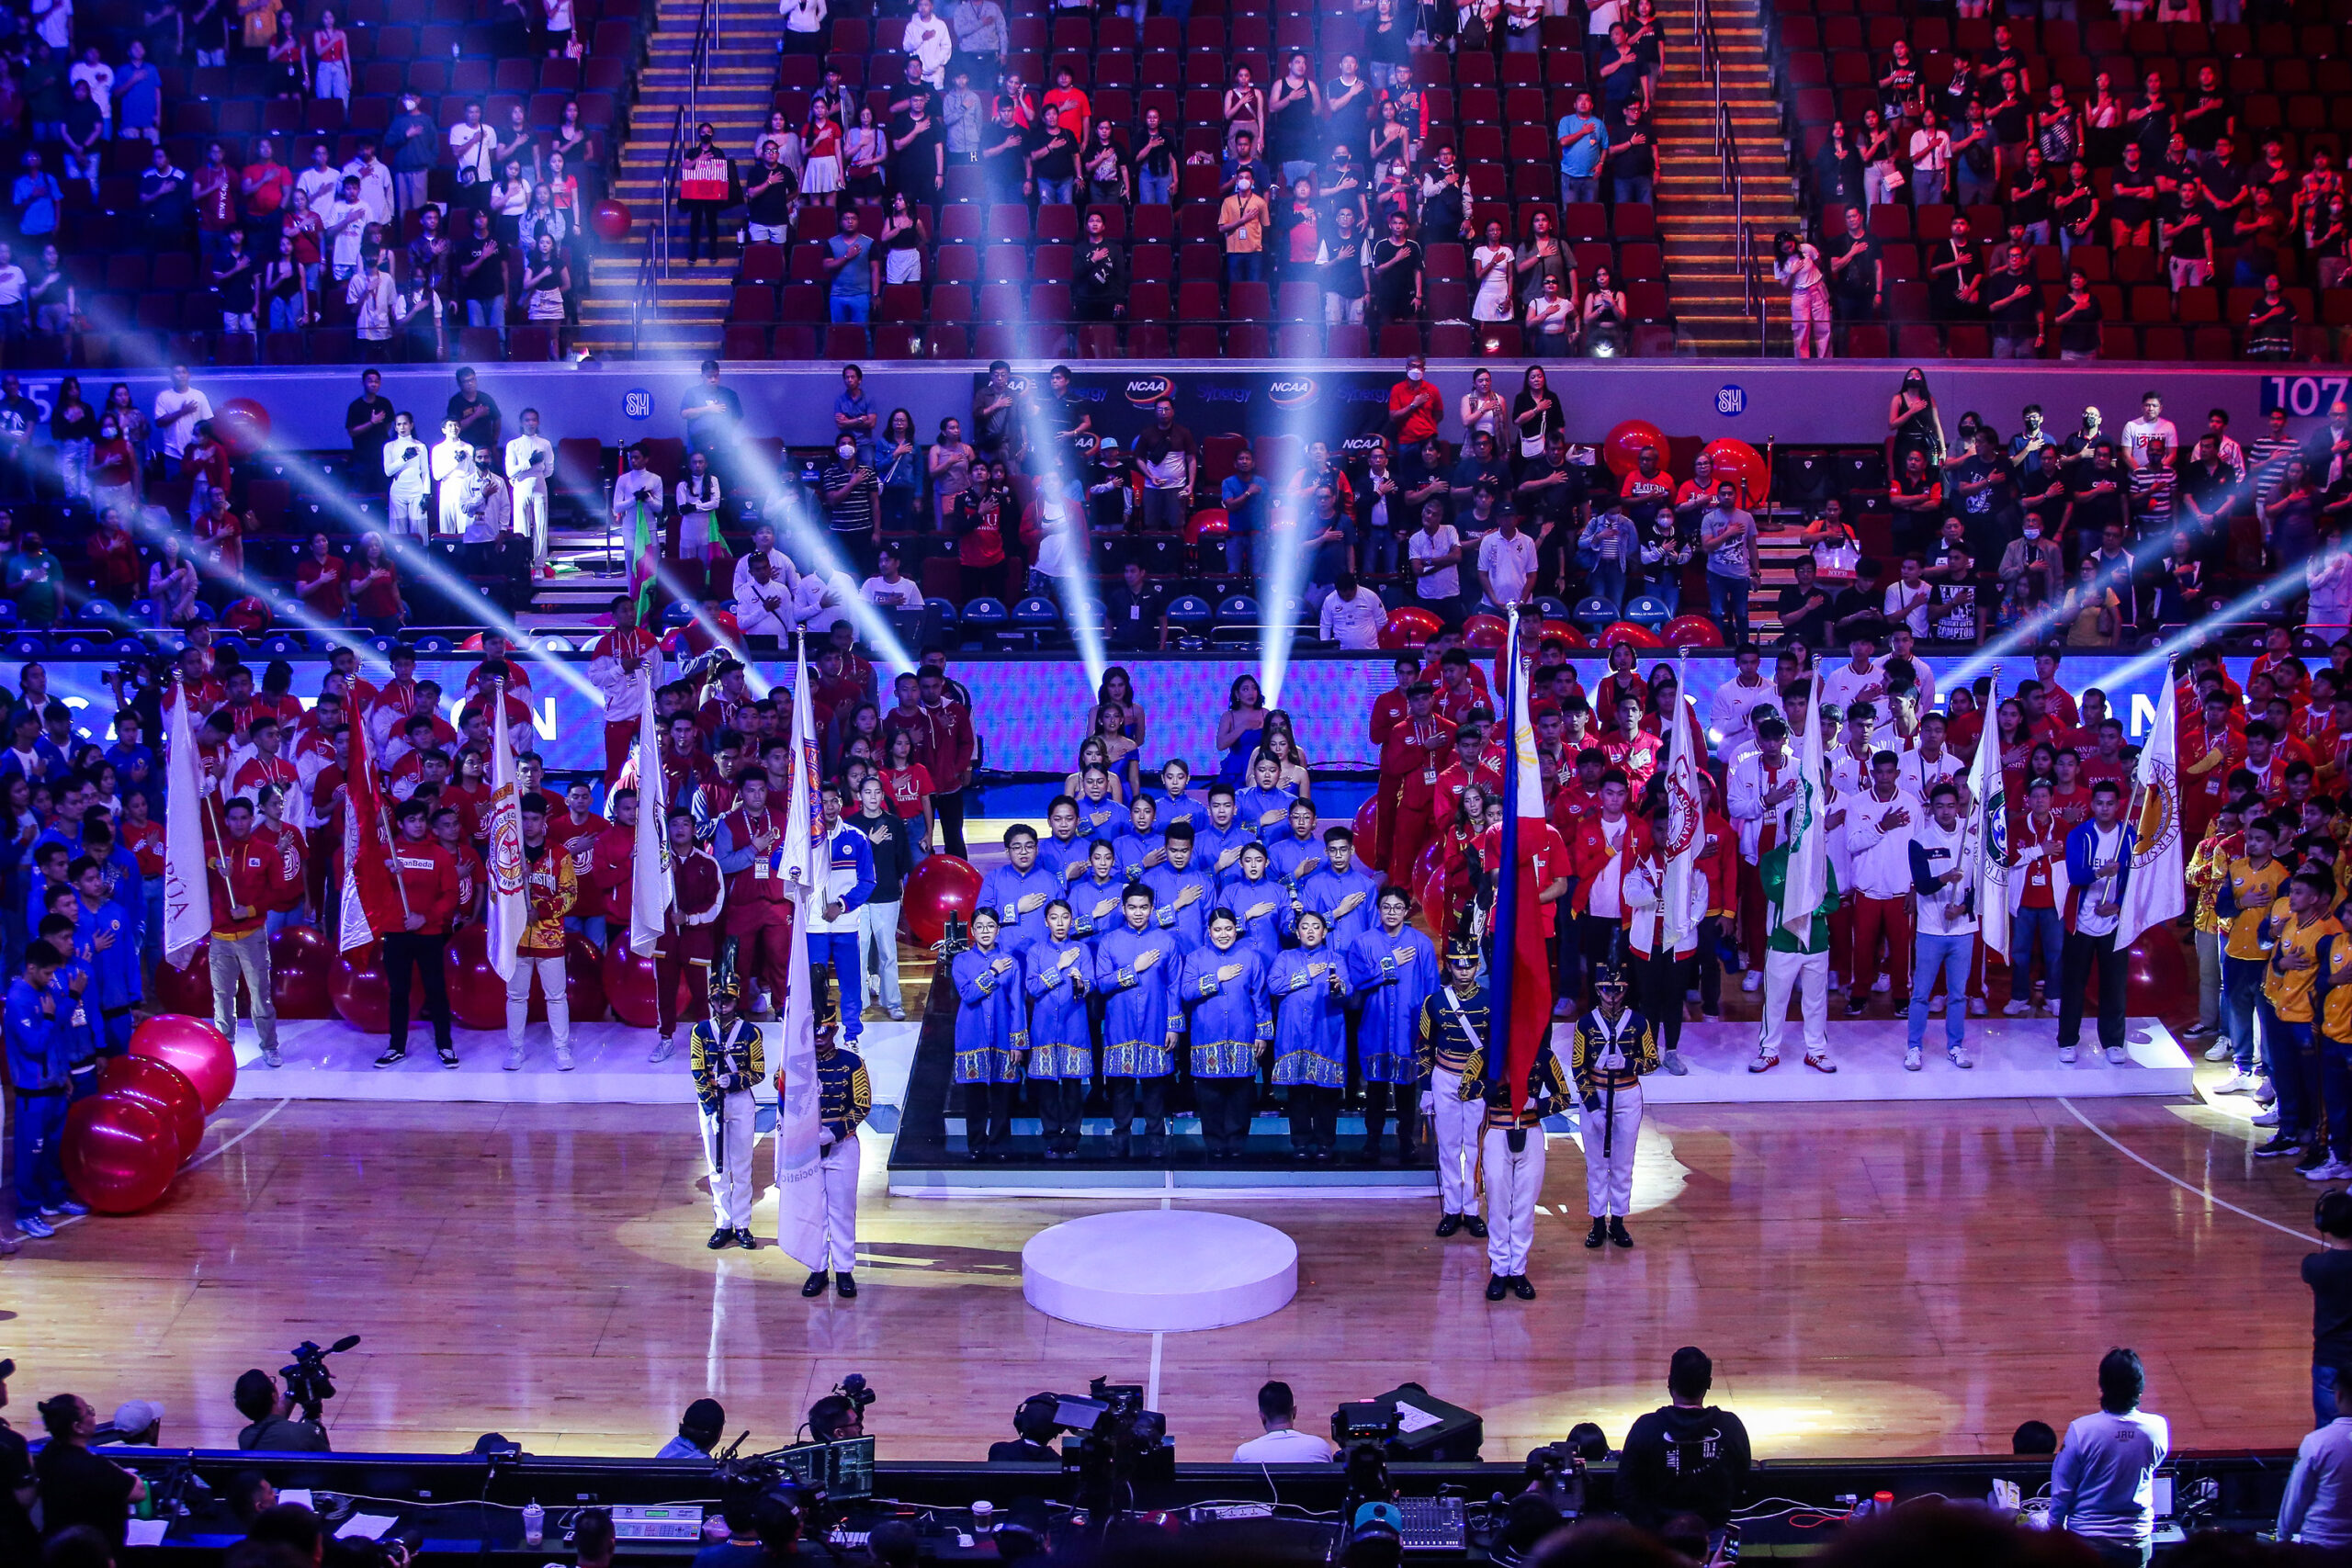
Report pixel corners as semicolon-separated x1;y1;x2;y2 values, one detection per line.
2263;375;2352;417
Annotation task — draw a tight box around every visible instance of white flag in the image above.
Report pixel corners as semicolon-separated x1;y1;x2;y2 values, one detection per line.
772;634;828;1272
1972;677;2012;963
484;683;527;982
1659;653;1703;950
2113;684;2186;952
628;661;673;957
1781;672;1828;939
160;687;212;969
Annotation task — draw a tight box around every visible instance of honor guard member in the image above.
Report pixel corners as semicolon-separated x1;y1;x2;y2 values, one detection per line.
950;907;1027;1162
1270;909;1350;1161
980;825;1062;955
1178;907;1272;1159
690;964;763;1250
1143;821;1216;947
1346;886;1438;1164
506;797;580;1071
1295;827;1381;945
1093;884;1183;1159
1418;935;1491;1239
1457;976;1575;1301
1220;840;1288;962
1067;840;1126;942
796;970;870;1299
1023;899;1093;1160
1570;943;1658;1251
652;806;728;1063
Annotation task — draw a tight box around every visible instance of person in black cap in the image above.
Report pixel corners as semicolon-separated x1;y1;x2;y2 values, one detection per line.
691;964;763;1253
1569;940;1657;1251
658;1396;725;1460
1456;965;1576;1303
1416;932;1490;1243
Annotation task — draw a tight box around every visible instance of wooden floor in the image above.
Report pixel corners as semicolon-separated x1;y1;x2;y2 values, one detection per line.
0;1066;2321;1463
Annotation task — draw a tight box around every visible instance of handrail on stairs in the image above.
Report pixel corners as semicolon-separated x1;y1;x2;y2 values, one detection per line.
1695;0;1758;354
632;0;720;355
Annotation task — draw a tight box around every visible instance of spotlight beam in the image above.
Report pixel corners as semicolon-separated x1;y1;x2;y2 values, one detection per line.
1011;390;1105;693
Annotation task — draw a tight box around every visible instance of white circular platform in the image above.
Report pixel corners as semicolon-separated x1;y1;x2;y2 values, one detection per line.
1021;1211;1298;1333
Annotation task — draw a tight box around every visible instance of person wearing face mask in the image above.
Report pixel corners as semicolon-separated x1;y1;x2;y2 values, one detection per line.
677;122;737;265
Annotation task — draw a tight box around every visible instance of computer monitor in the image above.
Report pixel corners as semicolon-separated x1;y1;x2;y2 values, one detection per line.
776;1436;876;1501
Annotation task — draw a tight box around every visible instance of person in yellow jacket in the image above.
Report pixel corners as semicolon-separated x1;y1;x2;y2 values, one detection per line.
2262;871;2344;1175
506;795;580;1072
2215;813;2290;1096
2183;800;2243;1055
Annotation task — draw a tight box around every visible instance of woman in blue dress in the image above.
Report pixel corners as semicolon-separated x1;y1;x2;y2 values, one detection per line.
1215;673;1269;785
950;907;1027;1163
1178;908;1272;1160
1269;908;1349;1161
1218;840;1288;963
1343;886;1440;1165
1023;898;1092;1161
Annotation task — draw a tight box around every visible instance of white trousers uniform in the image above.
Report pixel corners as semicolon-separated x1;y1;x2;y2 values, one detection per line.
1430;1066;1484;1215
389;492;429;537
700;1087;758;1229
818;1134;860;1271
1480;1126;1545;1276
1758;949;1829;1059
512;479;548;561
505;954;571;1055
1581;1080;1642;1218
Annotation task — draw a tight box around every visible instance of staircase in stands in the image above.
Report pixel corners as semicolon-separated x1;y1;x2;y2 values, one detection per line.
579;0;784;359
1650;0;1802;355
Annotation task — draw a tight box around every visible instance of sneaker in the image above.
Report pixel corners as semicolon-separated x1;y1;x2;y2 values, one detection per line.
888;1005;906;1021
2300;1145;2331;1173
1661;1050;1688;1077
1843;999;1868;1019
2256;1133;2307;1158
17;1214;52;1239
1804;1049;1837;1074
2004;999;2031;1017
373;1045;408;1068
1904;1046;1924;1072
50;1199;88;1217
1741;970;1762;993
555;1044;574;1072
2059;1044;2078;1064
2181;1021;2216;1037
1949;1043;1973;1069
2105;1045;2130;1066
505;1045;525;1071
1748;1051;1780;1073
2303;1159;2352;1182
437;1043;459;1069
1871;973;1891;993
648;1035;674;1064
1969;997;1986;1017
2254;1105;2282;1127
261;1044;282;1068
2204;1040;2234;1062
1928;996;1946;1016
2256;1077;2278;1105
2214;1070;2258;1095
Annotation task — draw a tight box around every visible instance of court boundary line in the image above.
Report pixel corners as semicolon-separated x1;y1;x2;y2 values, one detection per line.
2056;1095;2307;1241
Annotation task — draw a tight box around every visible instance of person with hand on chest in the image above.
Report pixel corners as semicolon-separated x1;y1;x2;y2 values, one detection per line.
950;906;1027;1163
1570;943;1657;1250
1457;960;1577;1301
690;964;763;1250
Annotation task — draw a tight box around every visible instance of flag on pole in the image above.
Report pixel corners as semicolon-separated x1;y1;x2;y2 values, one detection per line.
2113;681;2186;951
161;685;214;968
1972;672;2012;964
483;682;527;982
335;686;406;952
1659;652;1703;952
1487;609;1555;1110
628;498;657;621
771;633;829;1270
628;661;673;958
1781;672;1828;940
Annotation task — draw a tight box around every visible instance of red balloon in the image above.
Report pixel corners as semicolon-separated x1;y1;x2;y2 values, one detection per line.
444;923;508;1032
1661;615;1726;649
332;942;391;1035
2086;930;2194;1019
269;924;333;1020
588;198;633;242
1378;605;1443;649
1462;613;1507;649
1601;621;1664;650
216;397;271;458
1351;794;1382;871
223;596;271;635
1182;507;1230;546
1699;437;1770;508
604;936;662;1029
1603;418;1669;479
63;1093;180;1213
558;931;608;1023
129;1015;236;1112
99;1055;206;1160
902;854;985;948
154;948;215;1017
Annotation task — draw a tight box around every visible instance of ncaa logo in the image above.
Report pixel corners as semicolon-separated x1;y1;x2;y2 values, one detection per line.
1269;378;1317;410
1125;375;1173;406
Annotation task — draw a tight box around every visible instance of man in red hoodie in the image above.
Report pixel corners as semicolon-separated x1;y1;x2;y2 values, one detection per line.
653;805;728;1064
208;795;285;1067
916;665;976;859
715;767;794;1018
375;795;462;1069
578;785;638;950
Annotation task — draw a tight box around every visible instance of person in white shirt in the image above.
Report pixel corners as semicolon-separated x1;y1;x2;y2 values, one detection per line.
1885;625;1936;711
1476;511;1538;611
447;103;496;189
151;364;213;468
1707;643;1777;762
863;546;926;610
1826;705;1880;799
794;569;860;634
2049;1349;2169;1562
1881;553;1932;637
1904;780;1977;1070
1317;573;1385;649
1229;1381;1335;1463
346;252;398;344
383;412;431;537
429;416;472;536
1772;234;1831;358
2279;1375;2352;1551
734;519;799;603
1818;629;1885;716
901;0;952;88
2057;780;2134;1066
2118;390;2179;473
1407;498;1462;610
342;143;394;226
504;407;555;567
1895;711;1964;807
735;549;794;638
1725;711;1800;990
316;177;368;280
1840;750;1921;1017
293;144;345;212
68;49;112;123
610;443;665;530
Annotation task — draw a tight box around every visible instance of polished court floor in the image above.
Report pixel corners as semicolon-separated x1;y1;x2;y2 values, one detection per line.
0;1065;2321;1464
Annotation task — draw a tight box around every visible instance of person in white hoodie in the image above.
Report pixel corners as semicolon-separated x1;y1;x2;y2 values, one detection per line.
1904;780;1977;1071
1840;750;1920;1020
2280;1371;2352;1550
1706;642;1778;764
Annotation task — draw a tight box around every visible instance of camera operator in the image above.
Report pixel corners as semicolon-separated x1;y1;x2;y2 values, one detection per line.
987;1397;1061;1463
657;1398;726;1461
32;1395;146;1549
232;1371;330;1453
1231;1381;1334;1462
806;1395;863;1444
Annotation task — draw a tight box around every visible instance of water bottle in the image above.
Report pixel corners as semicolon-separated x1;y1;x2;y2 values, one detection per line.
522;1500;545;1548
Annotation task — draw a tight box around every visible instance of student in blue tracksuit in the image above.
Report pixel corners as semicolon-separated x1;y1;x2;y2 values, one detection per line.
1193;782;1256;879
1220;840;1289;963
1345;886;1439;1163
21;841;70;953
1294;827;1382;946
1093;884;1183;1159
1143;821;1217;948
1035;797;1097;887
950;907;1027;1161
1236;752;1299;840
70;855;141;1057
7;941;84;1236
1179;908;1271;1158
1112;795;1167;881
979;825;1064;956
1066;840;1129;944
1150;759;1206;834
802;783;876;1041
1023;900;1094;1159
1263;797;1329;886
1270;908;1350;1160
36;911;101;1103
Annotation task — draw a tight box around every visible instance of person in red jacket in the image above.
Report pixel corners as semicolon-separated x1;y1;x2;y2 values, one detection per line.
375;795;462;1069
916;665;976;858
1698;775;1738;1022
431;804;483;929
253;783;308;936
715;769;794;1018
1563;769;1648;1010
653;806;728;1064
578;786;638;950
1376;682;1455;890
208;795;285;1067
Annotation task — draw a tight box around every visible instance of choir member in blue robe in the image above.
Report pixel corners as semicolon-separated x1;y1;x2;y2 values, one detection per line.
1093;884;1183;1159
1150;759;1206;834
1236;752;1299;839
1071;765;1125;840
1193;783;1257;879
1344;886;1439;1164
1293;826;1382;945
950;907;1027;1161
1112;794;1168;880
1066;840;1129;945
1178;908;1271;1159
1143;821;1217;948
1035;797;1096;886
1023;899;1093;1159
1264;797;1329;886
1218;840;1288;962
1269;909;1350;1160
979;825;1064;956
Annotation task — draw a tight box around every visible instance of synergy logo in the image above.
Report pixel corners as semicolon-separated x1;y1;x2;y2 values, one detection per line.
1268;378;1318;410
1124;375;1174;406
